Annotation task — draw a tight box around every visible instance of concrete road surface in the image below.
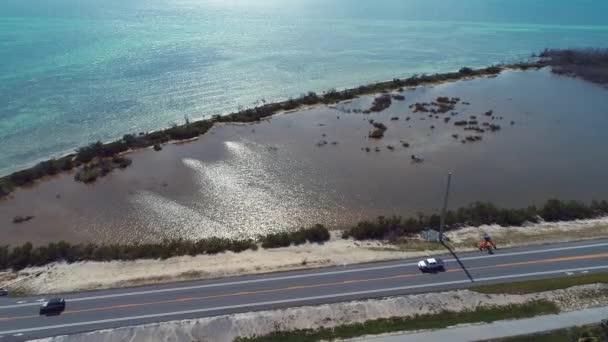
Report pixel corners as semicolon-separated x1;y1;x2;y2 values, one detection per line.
0;239;608;341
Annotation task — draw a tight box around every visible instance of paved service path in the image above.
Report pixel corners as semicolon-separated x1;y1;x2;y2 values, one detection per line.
1;239;608;341
362;306;608;342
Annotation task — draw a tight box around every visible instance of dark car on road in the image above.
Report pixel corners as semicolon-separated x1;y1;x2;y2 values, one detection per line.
39;298;66;315
0;288;8;296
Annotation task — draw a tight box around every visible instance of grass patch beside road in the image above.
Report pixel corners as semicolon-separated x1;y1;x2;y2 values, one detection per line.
471;273;608;295
497;324;607;342
237;300;559;342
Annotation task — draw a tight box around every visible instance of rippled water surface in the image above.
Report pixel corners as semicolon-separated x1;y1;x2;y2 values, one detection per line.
1;70;608;244
2;0;608;175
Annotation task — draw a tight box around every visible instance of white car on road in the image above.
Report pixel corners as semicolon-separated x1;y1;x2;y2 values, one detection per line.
418;258;445;272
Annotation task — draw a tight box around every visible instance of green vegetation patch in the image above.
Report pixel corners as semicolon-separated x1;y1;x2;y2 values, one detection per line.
0;225;331;271
472;272;608;295
73;156;132;183
261;224;330;248
341;199;608;241
540;48;608;85
237;300;559;342
498;324;607;342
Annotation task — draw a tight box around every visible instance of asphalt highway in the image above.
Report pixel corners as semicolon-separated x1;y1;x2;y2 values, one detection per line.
1;239;608;341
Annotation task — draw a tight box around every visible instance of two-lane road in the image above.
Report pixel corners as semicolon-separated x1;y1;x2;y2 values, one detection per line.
1;239;608;341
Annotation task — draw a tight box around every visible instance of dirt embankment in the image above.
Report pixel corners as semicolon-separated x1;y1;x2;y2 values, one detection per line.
4;217;608;296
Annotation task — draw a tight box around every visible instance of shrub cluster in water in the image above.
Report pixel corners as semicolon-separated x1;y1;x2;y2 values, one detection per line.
0;225;331;271
539;48;608;84
260;224;331;248
74;156;132;183
342;199;608;240
0;119;215;191
369;94;392;112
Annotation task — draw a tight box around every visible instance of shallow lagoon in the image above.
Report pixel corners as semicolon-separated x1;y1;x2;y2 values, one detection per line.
1;69;608;244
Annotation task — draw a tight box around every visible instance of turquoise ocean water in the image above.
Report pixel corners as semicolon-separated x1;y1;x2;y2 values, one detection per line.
1;0;608;175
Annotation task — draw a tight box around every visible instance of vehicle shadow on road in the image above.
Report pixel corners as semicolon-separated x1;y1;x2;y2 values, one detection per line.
441;241;475;283
42;311;63;317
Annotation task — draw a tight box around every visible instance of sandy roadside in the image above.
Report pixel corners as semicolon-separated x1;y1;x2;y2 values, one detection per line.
5;217;608;296
31;283;608;342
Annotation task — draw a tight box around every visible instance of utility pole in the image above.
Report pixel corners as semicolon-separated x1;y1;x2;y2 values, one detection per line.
438;172;452;242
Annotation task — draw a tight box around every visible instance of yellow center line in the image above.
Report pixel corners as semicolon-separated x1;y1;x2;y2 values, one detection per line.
1;252;607;322
0;273;420;322
494;252;608;267
463;252;608;272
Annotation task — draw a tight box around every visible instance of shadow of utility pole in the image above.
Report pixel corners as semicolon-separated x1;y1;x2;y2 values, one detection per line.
441;240;475;283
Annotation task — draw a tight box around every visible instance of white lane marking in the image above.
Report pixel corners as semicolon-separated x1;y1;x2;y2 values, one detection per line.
475;265;608;282
2;240;608;310
35;299;45;302
2;264;608;336
15;301;26;304
457;241;608;262
12;333;23;337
